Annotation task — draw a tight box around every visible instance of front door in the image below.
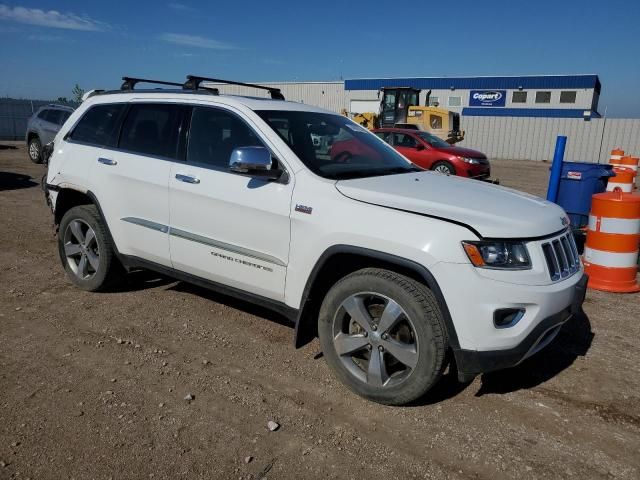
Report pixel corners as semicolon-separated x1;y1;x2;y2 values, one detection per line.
168;105;292;301
392;132;423;167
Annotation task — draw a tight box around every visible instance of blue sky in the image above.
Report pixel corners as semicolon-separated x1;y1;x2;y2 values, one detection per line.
1;0;639;117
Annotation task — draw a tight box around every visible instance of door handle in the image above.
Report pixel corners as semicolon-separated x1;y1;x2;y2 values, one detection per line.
98;157;117;166
175;173;200;184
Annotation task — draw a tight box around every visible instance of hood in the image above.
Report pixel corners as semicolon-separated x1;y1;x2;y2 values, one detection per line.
335;171;568;238
437;145;486;159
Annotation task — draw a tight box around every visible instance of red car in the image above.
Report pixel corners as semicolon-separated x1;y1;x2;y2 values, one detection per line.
372;128;491;179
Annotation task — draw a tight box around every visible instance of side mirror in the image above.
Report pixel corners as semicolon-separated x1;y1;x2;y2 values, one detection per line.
415;144;425;151
229;146;283;180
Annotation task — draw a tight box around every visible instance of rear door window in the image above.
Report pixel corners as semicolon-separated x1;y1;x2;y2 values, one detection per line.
45;109;65;125
37;109;50;120
59;110;72;125
119;103;187;159
70;104;127;147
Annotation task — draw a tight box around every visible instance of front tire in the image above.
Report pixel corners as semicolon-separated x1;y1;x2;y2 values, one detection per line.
28;136;42;164
58;205;122;291
318;268;447;405
431;161;455;175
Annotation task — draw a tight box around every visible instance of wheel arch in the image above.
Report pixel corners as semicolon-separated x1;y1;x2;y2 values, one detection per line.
27;131;39;142
53;188;93;226
294;245;460;352
431;159;454;167
53;188;122;259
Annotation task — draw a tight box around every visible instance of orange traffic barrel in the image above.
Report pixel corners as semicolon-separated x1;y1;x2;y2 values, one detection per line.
611;155;638;177
609;154;639;190
583;190;640;292
628;156;639;189
606;167;635;193
609;148;625;164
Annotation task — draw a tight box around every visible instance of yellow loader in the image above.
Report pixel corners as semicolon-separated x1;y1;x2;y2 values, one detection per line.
351;87;464;144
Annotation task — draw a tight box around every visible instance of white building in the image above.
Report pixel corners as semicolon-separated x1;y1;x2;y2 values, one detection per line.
208;74;601;119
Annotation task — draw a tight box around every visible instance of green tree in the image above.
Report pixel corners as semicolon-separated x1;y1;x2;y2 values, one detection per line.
71;84;85;103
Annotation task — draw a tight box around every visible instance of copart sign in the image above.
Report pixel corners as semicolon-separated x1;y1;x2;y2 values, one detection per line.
469;90;506;107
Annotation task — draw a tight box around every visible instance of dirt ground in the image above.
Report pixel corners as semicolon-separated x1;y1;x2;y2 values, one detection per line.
1;142;639;480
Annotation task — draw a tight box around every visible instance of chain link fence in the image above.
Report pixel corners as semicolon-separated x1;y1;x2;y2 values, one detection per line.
0;98;77;141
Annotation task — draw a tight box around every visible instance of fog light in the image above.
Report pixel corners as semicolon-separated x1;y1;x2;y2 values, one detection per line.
493;308;525;328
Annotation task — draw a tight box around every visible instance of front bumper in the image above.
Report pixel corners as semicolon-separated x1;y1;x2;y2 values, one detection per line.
471;170;492;181
462;162;490;180
454;273;587;376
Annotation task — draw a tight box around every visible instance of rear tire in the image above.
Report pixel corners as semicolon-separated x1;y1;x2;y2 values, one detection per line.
28;136;42;164
318;268;447;405
58;205;123;292
431;161;455;175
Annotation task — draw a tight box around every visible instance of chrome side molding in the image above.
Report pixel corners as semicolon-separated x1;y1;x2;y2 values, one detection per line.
120;217;285;266
121;217;169;233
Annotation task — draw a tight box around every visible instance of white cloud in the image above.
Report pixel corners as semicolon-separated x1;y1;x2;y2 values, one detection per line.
0;4;109;31
160;33;237;50
167;2;194;11
172;52;199;58
27;33;64;41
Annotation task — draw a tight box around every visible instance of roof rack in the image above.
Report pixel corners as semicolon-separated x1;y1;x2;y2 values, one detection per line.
183;75;285;100
121;77;184;91
82;89;104;101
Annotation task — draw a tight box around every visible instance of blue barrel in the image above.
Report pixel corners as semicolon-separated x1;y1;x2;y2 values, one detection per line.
555;162;615;227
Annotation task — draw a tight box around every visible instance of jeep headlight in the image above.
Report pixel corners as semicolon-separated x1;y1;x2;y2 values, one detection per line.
459;156;481;164
462;241;531;269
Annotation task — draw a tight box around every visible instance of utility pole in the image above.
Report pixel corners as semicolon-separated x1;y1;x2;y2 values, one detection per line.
596;105;608;163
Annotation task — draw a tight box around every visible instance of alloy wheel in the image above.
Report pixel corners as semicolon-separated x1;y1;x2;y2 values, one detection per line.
63;219;100;280
434;164;452;174
332;292;419;388
29;141;40;161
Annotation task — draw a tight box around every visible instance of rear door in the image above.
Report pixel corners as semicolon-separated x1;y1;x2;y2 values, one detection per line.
63;103;128;197
33;109;53;144
168;105;292;301
41;109;66;144
87;102;189;266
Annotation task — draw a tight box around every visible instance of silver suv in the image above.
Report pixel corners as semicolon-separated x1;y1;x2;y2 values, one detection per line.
25;104;74;163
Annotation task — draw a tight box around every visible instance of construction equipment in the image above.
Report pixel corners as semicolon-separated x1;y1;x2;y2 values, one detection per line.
350;111;378;129
351;87;464;144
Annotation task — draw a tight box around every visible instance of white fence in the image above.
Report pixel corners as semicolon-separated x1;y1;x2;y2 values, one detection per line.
460;117;640;163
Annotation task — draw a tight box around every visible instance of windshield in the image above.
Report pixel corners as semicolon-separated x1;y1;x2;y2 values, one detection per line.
256;110;419;180
416;131;451;148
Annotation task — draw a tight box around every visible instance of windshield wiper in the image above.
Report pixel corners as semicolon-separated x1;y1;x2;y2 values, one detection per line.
330;166;420;180
371;166;421;176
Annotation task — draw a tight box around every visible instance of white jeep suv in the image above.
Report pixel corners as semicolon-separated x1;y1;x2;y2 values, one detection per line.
44;76;587;405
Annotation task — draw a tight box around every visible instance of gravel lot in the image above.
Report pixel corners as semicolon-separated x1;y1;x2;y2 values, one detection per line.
1;142;639;479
